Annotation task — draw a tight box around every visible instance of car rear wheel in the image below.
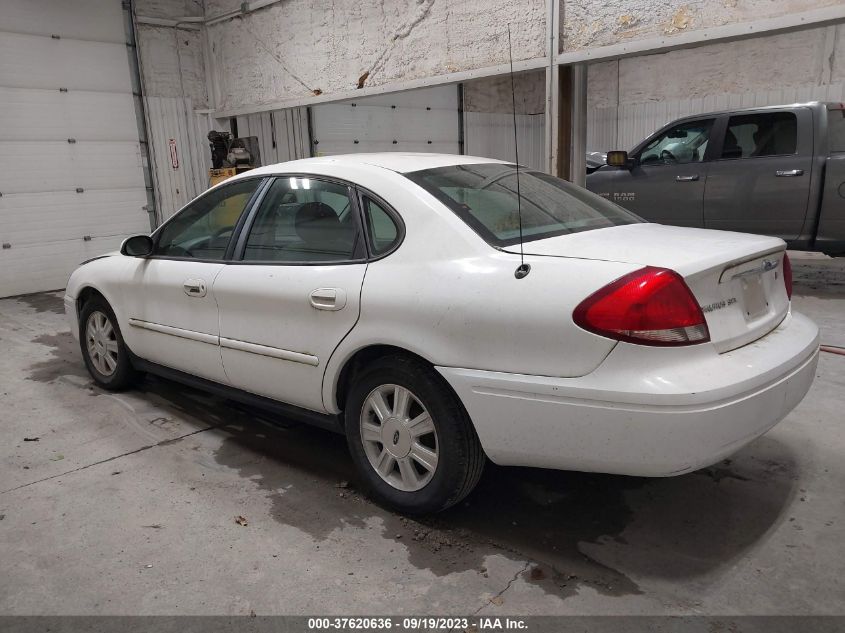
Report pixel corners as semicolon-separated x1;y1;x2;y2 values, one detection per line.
79;296;137;390
345;355;484;514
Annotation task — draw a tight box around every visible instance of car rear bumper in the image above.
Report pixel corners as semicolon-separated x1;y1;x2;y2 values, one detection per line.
437;310;819;476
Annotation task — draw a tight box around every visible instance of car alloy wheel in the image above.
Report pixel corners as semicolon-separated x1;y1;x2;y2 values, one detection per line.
359;384;439;492
85;310;119;376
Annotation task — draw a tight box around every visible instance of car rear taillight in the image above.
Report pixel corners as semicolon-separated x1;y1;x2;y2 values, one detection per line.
573;266;710;346
783;253;793;300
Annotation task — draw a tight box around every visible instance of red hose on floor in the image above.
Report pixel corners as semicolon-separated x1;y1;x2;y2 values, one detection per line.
821;345;845;356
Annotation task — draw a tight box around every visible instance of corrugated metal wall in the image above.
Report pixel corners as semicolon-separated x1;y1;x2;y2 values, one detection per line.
588;82;845;152
146;101;310;223
464;112;545;171
234;107;310;165
145;96;213;222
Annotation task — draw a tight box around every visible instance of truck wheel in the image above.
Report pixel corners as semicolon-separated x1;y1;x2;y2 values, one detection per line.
344;355;484;514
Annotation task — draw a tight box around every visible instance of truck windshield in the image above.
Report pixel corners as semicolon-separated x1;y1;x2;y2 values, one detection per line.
829;107;845;153
404;163;641;247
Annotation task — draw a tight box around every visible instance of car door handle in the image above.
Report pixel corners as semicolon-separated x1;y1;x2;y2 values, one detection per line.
310;288;347;311
183;279;207;297
775;169;804;177
675;175;699;182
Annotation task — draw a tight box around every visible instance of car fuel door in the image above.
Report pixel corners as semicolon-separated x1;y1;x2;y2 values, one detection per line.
213;176;368;412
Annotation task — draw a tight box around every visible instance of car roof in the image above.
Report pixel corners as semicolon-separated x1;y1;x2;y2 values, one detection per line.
242;153;509;178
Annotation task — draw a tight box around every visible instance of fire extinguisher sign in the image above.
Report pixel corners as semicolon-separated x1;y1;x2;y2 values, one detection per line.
169;138;179;169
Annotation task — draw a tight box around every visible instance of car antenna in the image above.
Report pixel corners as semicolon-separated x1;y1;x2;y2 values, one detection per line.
508;24;530;280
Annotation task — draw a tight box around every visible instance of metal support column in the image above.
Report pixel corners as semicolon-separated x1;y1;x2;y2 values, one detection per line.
568;63;587;186
123;0;159;229
544;0;560;176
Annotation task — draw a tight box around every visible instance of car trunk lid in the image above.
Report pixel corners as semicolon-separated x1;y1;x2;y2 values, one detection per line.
504;223;790;352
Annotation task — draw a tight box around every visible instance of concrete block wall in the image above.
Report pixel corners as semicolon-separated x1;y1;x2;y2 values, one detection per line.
464;71;545;116
134;0;207;105
588;24;845;107
204;0;546;113
137;25;207;107
463;70;546;169
563;0;842;52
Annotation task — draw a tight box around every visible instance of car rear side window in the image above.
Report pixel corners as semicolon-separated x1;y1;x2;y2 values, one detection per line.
720;112;797;159
828;107;845;153
361;196;400;256
241;177;362;263
405;163;640;248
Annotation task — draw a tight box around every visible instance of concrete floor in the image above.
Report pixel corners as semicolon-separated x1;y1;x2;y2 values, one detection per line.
1;256;844;616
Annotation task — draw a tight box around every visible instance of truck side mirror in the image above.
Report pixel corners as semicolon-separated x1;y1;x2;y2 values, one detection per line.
120;235;154;257
607;150;633;169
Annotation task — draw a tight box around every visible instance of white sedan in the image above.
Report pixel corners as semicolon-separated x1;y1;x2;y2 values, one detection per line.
65;153;819;513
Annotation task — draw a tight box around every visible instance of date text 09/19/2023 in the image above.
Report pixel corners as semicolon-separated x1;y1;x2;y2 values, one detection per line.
306;616;528;630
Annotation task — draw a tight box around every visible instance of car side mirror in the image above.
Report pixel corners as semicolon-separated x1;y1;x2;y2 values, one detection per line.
606;150;634;169
120;234;154;257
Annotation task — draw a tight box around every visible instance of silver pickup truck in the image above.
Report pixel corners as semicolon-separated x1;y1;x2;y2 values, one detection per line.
586;102;845;256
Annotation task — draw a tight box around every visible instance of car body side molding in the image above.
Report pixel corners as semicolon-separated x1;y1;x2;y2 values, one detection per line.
220;337;319;367
128;318;218;345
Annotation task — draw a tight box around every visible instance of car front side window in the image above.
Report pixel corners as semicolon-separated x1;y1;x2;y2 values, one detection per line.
154;178;262;260
241;177;362;263
638;119;715;165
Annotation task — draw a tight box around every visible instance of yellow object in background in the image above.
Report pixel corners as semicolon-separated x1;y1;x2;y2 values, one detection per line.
209;167;237;187
209;166;256;224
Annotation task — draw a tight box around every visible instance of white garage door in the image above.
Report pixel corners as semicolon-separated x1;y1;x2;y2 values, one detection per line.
310;85;461;156
0;0;151;297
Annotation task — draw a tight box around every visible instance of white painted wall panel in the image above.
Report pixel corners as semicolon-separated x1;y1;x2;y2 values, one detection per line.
0;0;126;42
0;141;144;195
311;86;460;157
1;190;149;246
0;88;138;142
0;33;132;92
0;236;127;297
0;1;148;296
464;112;545;171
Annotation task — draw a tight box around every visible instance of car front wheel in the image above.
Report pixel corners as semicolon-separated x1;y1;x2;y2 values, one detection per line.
345;355;484;514
79;295;137;390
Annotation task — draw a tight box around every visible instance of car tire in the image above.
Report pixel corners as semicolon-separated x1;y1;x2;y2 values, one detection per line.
78;295;138;390
345;355;484;514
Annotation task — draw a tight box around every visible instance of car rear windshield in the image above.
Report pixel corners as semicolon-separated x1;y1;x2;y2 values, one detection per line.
829;107;845;153
405;163;640;247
